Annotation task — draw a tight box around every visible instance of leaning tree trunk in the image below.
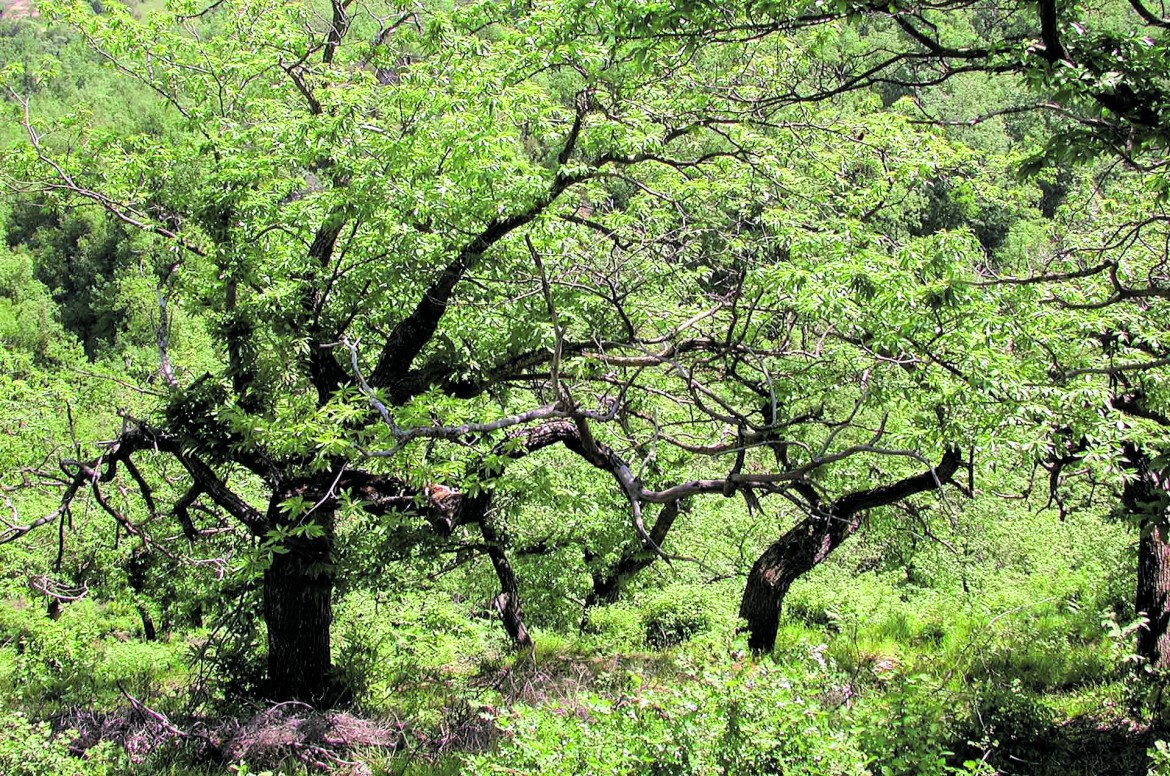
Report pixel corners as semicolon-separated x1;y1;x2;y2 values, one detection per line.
740;449;962;653
478;513;532;648
584;501;682;610
740;511;861;652
261;493;337;704
1124;444;1170;669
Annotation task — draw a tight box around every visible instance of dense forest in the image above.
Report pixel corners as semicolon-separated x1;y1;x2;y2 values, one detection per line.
0;0;1168;773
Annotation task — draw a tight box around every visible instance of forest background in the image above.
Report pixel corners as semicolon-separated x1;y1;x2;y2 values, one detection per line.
0;0;1168;773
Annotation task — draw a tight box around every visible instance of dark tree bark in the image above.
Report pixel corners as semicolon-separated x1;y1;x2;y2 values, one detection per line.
137;605;158;642
469;494;532;648
261;489;338;704
127;547;157;641
586;564;624;608
481;520;532;649
1137;526;1170;669
739;510;864;653
1123;444;1170;669
739;449;963;653
585;501;682;609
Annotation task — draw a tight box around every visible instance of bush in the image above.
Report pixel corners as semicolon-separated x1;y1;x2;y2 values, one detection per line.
640;585;721;650
1149;740;1170;776
962;679;1053;760
0;598;183;712
851;673;983;776
467;649;871;775
580;602;644;651
0;713;125;776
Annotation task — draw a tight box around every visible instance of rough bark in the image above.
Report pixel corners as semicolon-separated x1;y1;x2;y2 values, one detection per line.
261;492;338;704
739;448;963;653
1124;444;1170;669
739;511;863;652
1137;526;1170;669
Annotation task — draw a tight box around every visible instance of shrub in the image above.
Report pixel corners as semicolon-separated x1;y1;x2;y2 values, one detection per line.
0;713;125;776
640;585;721;650
966;679;1053;752
851;674;981;776
1149;740;1170;776
467;649;871;775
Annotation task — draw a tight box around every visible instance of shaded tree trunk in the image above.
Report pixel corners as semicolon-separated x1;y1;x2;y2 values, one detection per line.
136;605;158;642
584;501;682;609
261;492;337;704
127;547;156;641
478;513;532;648
586;566;624;608
1137;526;1170;669
739;449;962;653
1123;444;1170;669
740;510;863;653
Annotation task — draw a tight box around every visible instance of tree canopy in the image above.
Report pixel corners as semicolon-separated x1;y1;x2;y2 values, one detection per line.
1;0;1169;772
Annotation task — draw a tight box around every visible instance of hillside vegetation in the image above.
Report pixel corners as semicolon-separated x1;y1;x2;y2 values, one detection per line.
1;1;1169;773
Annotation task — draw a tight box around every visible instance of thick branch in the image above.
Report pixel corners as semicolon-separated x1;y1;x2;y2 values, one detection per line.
739;447;963;652
369;174;581;386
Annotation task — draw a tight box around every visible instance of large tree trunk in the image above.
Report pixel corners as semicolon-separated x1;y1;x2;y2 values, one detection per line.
740;512;862;652
1137;526;1170;669
586;567;624;608
261;493;337;704
1124;444;1170;669
739;449;962;653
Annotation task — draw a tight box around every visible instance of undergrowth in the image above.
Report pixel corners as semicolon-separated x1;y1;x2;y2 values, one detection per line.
0;500;1160;774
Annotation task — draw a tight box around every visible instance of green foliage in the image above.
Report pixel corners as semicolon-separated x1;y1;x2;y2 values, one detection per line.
1150;740;1170;776
0;243;76;364
0;713;126;776
641;583;723;649
582;601;646;650
0;598;184;712
851;673;972;776
0;1;1164;773
471;649;871;775
966;679;1054;754
331;589;497;712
